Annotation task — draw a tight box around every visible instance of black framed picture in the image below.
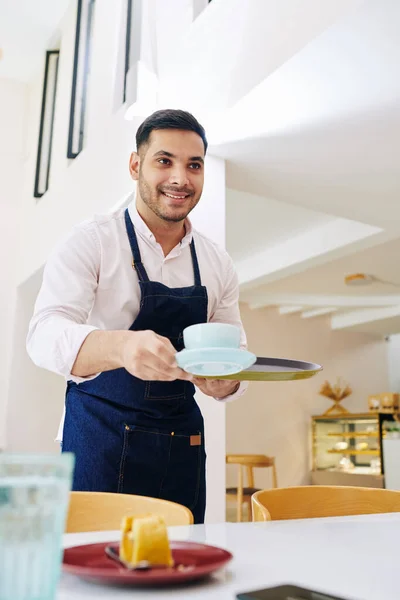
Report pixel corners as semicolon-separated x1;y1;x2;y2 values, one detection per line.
123;0;133;103
34;50;60;198
67;0;95;158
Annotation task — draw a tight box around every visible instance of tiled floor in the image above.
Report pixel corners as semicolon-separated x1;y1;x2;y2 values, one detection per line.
225;502;250;523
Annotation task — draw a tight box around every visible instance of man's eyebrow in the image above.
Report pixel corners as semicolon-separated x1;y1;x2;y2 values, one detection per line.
152;150;204;164
153;150;175;158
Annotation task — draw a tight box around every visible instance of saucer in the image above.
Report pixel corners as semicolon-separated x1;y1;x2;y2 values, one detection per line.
176;347;256;377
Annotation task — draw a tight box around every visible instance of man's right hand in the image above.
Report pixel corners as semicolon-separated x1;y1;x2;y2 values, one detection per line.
121;330;193;382
71;329;193;382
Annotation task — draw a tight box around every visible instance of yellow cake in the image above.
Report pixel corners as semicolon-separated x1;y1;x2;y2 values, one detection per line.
120;514;174;567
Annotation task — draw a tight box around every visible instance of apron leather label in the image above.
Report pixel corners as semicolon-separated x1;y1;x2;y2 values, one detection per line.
190;434;201;446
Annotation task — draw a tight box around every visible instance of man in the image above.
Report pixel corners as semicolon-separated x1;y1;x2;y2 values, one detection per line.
27;109;247;523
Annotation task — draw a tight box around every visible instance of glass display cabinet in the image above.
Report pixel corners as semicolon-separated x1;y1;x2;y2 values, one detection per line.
311;413;394;488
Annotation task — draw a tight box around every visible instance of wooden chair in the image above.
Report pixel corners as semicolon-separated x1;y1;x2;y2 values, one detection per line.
66;491;194;533
252;485;400;522
226;454;278;522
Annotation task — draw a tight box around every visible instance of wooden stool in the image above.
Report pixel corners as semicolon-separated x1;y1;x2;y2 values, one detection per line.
226;454;278;522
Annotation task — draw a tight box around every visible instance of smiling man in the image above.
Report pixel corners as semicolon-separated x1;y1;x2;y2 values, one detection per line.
27;109;247;524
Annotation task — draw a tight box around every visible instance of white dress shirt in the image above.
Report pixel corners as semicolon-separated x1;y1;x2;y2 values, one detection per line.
27;200;248;441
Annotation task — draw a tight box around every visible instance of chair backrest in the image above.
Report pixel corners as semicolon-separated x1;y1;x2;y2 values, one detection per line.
66;491;194;533
252;485;400;521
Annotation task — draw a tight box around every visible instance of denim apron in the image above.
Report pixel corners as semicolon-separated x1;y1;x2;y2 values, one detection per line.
62;208;208;523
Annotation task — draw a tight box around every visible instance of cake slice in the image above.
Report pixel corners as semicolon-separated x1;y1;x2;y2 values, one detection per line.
120;514;174;567
120;514;139;563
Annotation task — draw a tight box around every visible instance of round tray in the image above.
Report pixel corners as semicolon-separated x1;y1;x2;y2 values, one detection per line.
203;356;322;381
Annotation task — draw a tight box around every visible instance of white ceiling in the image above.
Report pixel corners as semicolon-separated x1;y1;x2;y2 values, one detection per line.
240;237;400;336
159;0;362;114
245;238;400;298
210;0;400;146
337;315;400;337
217;111;400;230
210;0;400;229
225;189;335;262
0;0;70;81
210;0;400;337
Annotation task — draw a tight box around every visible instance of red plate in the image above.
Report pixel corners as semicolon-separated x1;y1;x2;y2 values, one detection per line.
63;541;233;586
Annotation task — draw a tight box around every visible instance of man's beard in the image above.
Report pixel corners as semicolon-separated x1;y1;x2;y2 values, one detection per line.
138;177;198;223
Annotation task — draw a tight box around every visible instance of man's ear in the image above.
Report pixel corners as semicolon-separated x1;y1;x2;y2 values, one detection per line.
129;152;140;181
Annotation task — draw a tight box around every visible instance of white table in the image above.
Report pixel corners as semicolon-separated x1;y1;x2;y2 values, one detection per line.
59;512;400;599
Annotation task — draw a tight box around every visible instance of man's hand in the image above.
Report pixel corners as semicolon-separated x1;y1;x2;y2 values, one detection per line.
72;329;193;381
193;378;240;399
122;330;193;382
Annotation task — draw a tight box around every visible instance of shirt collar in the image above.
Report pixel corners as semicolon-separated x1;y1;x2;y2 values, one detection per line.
127;197;193;248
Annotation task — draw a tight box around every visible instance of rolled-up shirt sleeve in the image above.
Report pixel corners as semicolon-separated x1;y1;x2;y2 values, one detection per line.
26;223;101;383
209;256;248;402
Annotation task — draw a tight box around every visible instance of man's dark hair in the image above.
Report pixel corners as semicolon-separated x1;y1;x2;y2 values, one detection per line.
136;109;208;154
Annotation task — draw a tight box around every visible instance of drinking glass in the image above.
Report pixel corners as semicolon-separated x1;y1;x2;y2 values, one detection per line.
0;453;75;600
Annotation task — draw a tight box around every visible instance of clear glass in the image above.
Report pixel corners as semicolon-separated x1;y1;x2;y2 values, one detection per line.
0;453;75;600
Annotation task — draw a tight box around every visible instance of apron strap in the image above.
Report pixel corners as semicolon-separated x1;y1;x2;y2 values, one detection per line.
190;238;202;286
124;208;150;283
125;208;203;286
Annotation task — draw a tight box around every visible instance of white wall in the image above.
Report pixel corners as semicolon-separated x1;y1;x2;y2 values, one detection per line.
5;0;227;521
17;0;136;285
7;270;65;453
226;305;390;490
0;78;27;449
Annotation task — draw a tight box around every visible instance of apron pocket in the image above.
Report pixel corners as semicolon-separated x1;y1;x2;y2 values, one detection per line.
168;431;204;511
118;425;204;512
118;425;172;495
145;379;186;401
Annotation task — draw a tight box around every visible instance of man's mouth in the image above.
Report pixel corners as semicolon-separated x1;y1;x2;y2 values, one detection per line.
161;191;191;200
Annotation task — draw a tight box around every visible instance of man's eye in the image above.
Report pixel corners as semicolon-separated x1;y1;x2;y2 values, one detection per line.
189;163;201;170
158;158;171;165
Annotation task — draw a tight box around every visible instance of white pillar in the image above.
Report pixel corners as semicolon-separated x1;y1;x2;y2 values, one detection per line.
191;155;226;523
387;335;400;392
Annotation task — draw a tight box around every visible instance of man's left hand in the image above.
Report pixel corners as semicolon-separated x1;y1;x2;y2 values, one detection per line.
193;378;240;399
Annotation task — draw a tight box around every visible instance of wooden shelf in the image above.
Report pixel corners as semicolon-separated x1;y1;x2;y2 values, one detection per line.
326;432;378;438
327;449;380;456
312;413;379;421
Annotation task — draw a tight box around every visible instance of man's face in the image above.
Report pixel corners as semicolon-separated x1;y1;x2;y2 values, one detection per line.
130;129;205;223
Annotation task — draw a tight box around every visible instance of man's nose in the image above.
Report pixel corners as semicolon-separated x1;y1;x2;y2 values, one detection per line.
168;165;189;187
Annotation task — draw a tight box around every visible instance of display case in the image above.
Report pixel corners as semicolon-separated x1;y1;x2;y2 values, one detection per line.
311;413;392;488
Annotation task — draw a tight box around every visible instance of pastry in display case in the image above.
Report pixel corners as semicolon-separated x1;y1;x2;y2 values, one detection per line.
368;393;399;413
311;413;386;488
